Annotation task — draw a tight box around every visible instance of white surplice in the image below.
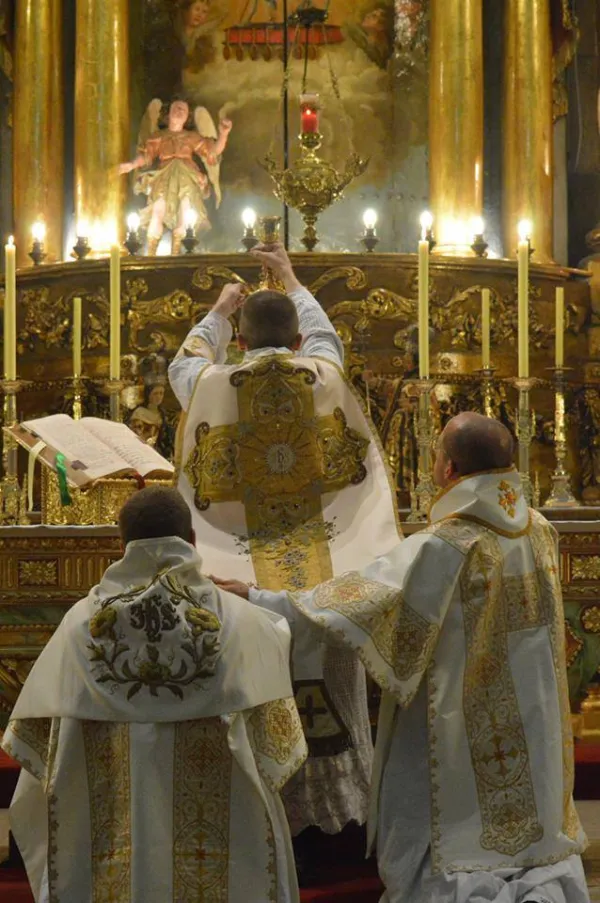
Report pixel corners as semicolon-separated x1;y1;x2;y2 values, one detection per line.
2;537;307;903
276;468;590;902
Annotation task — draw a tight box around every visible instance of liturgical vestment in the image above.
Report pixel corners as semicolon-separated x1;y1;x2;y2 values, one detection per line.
253;468;590;902
2;537;307;903
171;287;401;834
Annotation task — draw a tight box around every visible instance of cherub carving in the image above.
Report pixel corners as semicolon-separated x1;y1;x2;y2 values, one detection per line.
119;98;232;255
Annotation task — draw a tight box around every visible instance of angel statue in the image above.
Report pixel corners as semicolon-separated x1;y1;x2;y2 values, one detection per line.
119;98;232;255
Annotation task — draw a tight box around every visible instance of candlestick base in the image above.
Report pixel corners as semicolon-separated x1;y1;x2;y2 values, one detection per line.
29;240;47;266
406;380;437;523
543;367;579;509
72;236;91;261
360;230;379;253
241;228;259;252
511;376;540;507
182;227;198;255
124;230;143;256
471;234;488;258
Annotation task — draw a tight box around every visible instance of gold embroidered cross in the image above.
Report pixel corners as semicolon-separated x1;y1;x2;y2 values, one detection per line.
185;356;370;591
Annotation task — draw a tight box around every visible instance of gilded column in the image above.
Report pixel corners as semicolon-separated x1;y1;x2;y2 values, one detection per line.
429;0;483;253
75;0;129;246
503;0;553;263
13;0;64;265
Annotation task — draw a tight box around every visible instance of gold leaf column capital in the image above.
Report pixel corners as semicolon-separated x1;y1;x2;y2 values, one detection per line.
75;0;130;246
503;0;553;263
429;0;483;254
13;0;64;265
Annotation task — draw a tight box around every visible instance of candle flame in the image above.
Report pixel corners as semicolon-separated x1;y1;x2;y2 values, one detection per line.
363;208;377;230
77;219;90;239
471;216;484;237
185;208;198;229
419;210;433;240
242;207;257;229
7;235;14;247
517;219;532;242
127;212;141;232
32;221;46;243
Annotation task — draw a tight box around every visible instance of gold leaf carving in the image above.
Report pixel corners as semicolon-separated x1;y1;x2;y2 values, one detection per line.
125;279;209;353
581;605;600;634
308;267;368;295
17;559;58;586
571;556;600;582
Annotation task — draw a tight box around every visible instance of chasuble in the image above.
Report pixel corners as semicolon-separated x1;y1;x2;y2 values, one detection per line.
2;537;306;903
171;285;401;835
254;468;590;902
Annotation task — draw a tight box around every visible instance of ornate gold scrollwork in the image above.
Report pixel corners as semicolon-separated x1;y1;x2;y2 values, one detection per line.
124;279;210;354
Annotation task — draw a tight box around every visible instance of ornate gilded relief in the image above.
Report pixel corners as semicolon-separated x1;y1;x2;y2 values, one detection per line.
17;559;58;586
571;555;600;582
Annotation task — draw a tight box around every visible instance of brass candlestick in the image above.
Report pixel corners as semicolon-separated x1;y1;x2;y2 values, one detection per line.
512;377;538;506
72;234;91;261
0;378;29;525
106;379;124;423
70;377;86;421
544;367;578;508
475;367;496;418
407;380;436;523
360;227;379;253
29;239;47;266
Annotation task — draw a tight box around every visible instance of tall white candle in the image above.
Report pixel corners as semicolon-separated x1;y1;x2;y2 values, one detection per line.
418;212;432;379
3;236;16;380
73;296;82;378
555;286;564;368
517;220;531;379
481;288;491;369
109;246;121;380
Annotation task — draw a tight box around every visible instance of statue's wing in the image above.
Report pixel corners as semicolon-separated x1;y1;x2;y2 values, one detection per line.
194;106;222;208
137;98;162;152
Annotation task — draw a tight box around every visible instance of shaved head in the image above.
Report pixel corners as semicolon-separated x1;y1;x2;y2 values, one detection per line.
434;412;515;487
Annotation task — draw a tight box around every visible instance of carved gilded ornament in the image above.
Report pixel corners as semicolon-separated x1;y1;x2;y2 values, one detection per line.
571;555;600;582
581;606;600;634
17;559;58;587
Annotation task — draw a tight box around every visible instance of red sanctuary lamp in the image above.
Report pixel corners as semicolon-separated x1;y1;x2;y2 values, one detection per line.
300;93;320;135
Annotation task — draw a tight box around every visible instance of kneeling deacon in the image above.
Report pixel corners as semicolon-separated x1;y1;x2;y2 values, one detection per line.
3;487;306;903
222;413;590;903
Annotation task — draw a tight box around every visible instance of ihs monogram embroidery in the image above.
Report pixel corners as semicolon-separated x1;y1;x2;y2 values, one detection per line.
498;480;519;518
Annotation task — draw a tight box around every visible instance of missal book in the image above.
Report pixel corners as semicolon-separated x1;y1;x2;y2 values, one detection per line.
8;414;175;489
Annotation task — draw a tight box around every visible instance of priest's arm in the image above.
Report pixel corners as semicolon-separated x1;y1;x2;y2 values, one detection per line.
168;244;344;409
247;529;465;706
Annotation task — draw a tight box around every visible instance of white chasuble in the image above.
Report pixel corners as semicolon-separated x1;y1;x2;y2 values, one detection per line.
177;351;401;834
287;469;589;901
2;537;307;903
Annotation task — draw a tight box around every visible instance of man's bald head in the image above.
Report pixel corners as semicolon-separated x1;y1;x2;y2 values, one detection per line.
434;412;515;487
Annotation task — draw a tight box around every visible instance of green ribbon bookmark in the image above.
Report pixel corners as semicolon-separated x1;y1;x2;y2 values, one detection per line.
55;453;72;507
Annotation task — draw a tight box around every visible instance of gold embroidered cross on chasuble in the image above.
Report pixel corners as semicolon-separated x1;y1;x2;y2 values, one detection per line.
184;357;370;591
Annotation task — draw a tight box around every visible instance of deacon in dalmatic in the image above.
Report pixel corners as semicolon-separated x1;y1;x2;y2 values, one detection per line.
169;243;401;838
2;487;306;903
225;414;590;903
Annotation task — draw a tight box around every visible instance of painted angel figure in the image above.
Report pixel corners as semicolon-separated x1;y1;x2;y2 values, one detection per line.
119;98;232;255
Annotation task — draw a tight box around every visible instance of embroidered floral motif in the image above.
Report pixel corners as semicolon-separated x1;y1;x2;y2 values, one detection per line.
88;573;221;700
310;572;439;684
249;697;305;769
498;480;519;518
82;722;131;903
173;719;231;901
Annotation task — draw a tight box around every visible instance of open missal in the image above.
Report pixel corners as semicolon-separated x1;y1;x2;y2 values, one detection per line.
9;414;175;488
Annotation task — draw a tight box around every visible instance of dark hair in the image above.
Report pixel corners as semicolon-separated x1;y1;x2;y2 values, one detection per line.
442;413;515;476
119;486;192;545
239;290;300;350
158;97;195;131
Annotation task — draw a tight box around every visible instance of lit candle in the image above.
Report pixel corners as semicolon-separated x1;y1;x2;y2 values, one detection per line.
555;286;564;368
300;93;319;134
481;288;491;369
363;208;377;231
418;212;431;379
242;207;257;230
31;221;46;244
3;236;16;380
126;212;140;234
184;208;198;231
73;296;82;378
517;219;531;379
109;245;121;380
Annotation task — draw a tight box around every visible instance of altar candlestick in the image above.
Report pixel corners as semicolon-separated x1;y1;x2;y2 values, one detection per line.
3;236;16;380
555;286;564;368
481;288;491;369
517;220;531;379
109;245;121;380
73;296;82;378
418;215;430;379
